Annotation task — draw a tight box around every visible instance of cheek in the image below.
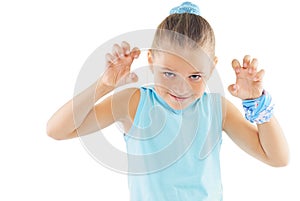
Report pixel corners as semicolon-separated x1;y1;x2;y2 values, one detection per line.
154;74;172;87
153;76;168;96
191;80;206;95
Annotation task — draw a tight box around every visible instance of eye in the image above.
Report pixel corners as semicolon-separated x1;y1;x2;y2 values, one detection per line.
189;74;202;80
163;72;176;78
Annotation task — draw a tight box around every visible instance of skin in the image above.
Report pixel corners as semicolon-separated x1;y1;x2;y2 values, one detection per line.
47;41;289;167
147;48;215;110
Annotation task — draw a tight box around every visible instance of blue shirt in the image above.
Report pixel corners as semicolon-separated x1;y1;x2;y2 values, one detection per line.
124;86;223;201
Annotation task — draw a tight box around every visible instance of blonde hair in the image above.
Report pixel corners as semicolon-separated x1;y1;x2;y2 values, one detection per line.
152;13;215;58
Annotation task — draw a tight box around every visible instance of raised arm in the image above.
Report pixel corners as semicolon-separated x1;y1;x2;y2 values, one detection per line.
223;55;289;167
46;41;141;140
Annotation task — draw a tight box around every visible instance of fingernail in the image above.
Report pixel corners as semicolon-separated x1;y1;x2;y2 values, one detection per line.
126;50;130;55
130;73;136;79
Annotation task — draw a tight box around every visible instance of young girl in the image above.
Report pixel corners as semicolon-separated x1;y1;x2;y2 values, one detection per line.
47;2;289;200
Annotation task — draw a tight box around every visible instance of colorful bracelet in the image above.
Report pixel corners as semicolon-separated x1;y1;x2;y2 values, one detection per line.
242;90;274;124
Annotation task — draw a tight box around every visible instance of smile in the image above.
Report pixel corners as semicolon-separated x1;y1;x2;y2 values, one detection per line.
169;93;190;102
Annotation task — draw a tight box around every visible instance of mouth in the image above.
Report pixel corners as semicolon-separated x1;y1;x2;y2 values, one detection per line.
169;93;191;102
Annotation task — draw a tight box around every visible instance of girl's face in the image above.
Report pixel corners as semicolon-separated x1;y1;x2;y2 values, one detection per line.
148;50;217;110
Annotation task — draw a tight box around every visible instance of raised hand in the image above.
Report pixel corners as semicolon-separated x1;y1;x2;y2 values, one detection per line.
228;55;264;100
101;41;141;88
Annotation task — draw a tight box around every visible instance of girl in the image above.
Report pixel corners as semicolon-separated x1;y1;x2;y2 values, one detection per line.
47;2;289;200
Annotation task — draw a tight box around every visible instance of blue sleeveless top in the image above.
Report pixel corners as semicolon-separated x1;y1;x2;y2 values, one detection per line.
124;86;223;201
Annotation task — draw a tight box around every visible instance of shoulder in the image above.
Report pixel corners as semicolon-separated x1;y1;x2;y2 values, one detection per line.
221;96;238;124
95;87;140;123
111;87;141;131
221;96;252;132
114;87;140;102
112;87;140;118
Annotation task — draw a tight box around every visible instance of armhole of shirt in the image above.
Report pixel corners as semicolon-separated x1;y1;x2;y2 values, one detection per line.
124;87;146;142
198;93;223;160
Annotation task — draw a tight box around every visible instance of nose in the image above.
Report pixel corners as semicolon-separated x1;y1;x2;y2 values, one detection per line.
171;77;191;96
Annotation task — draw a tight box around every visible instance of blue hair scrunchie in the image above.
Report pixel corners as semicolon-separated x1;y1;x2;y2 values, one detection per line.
169;1;201;16
242;90;275;124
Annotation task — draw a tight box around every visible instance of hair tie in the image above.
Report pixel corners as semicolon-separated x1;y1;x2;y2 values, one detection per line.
242;90;275;124
169;1;201;16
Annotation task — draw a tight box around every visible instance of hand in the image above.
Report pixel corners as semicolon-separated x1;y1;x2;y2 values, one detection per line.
101;41;140;88
228;55;264;100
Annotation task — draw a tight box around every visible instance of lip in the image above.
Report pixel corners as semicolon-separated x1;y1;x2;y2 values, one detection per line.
169;93;190;102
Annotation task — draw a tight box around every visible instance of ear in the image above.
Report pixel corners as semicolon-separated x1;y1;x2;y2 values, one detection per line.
211;56;218;71
147;50;154;73
213;56;218;66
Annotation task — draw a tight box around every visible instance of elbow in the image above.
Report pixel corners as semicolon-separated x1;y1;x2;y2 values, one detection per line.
267;155;290;168
46;122;67;140
277;157;290;167
47;133;64;141
46;124;61;140
269;160;289;168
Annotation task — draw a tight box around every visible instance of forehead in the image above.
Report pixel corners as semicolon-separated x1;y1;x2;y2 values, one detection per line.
153;49;214;75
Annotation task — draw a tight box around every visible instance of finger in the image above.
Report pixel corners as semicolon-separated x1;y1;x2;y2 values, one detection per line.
253;69;265;81
130;47;141;59
228;84;239;97
121;41;131;56
117;72;139;86
232;59;241;74
112;44;124;57
243;55;251;68
105;53;115;65
126;72;139;83
249;58;258;74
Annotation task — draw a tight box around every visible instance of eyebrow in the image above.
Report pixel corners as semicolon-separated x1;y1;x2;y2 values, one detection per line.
161;67;202;74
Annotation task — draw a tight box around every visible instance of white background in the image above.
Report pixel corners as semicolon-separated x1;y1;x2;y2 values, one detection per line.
1;0;299;200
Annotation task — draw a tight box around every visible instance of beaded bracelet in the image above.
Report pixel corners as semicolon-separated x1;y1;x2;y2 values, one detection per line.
242;90;274;124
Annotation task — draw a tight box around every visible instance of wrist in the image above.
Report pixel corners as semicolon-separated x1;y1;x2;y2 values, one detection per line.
95;80;115;100
242;90;274;124
243;89;265;101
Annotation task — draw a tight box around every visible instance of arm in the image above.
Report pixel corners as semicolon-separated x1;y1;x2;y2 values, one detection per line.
222;98;289;167
47;41;141;140
223;55;289;167
46;81;114;140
